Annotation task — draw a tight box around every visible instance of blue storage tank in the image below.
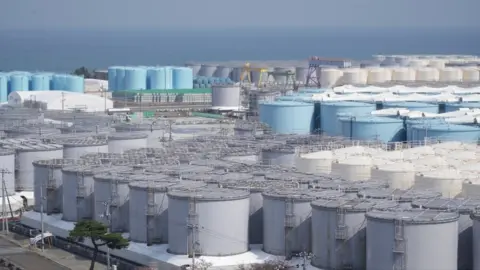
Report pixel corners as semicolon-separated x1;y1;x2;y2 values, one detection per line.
445;102;480;112
51;74;67;90
172;67;193;89
259;101;314;134
115;67;126;91
276;94;313;102
65;75;84;93
148;68;167;90
412;123;480;142
200;84;206;88
298;88;327;94
404;118;444;141
382;101;438;114
30;74;51;91
339;116;405;142
107;67;119;91
9;74;30;92
124;67;147;90
0;74;8;102
193;84;200;89
320;101;376;136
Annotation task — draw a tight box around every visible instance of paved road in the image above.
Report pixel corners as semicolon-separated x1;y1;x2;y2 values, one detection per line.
0;237;69;270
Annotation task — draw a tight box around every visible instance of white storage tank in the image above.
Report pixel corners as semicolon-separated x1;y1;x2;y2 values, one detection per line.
261;145;297;167
61;139;108;159
367;68;388;84
370;162;416;189
318;68;343;88
107;132;148;154
331;156;372;181
339;68;367;85
262;189;347;257
392;68;415;81
167;187;250;256
429;59;446;68
311;197;398;270
412;198;480;270
414;169;466;198
211;86;241;109
295;150;333;174
462;68;480;82
439;68;463;82
33;158;87;214
358;188;441;207
128;180;206;245
0;149;15;196
366;209;459;270
409;59;428;68
415;68;439;81
471;211;480;270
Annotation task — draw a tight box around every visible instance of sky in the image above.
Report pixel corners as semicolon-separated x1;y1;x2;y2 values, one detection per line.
0;0;479;31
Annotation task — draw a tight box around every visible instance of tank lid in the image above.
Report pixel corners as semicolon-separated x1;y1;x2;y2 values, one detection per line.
128;180;206;191
259;101;313;107
114;123;164;131
108;132;149;140
33;158;89;168
312;198;399;212
60;138;108;147
412;198;480;214
0;148;15;155
62;165;129;175
0;139;63;152
184;172;253;183
366;209;460;224
322;101;373;107
188;159;236;170
167;187;250;201
264;172;313;183
358;188;442;202
94;171;171;183
146;165;214;175
222;180;299;192
339;115;403;124
263;189;345;201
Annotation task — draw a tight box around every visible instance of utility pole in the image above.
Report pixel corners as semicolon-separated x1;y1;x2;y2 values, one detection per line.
61;91;65;113
39;183;45;252
102;201;112;270
1;169;12;234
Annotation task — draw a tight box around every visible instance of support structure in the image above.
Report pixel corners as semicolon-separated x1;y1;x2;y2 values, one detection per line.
240;63;269;88
187;197;198;269
109;178;119;232
76;171;86;220
393;220;406;270
146;185;156;246
46;165;56;214
284;197;295;260
305;57;353;87
335;207;351;269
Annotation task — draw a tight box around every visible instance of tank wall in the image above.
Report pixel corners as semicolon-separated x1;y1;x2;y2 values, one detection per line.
295;156;332;174
371;169;415;189
62;172;94;222
65;75;84;93
9;75;30;92
342;120;405;142
63;145;108;159
473;218;480;270
172;67;193;89
33;166;63;214
108;67;117;91
259;103;314;134
261;150;296;167
30;74;51;91
0;154;15;195
211;86;241;108
17;149;63;191
320;103;376;136
124;68;147;90
108;138;148;154
331;162;372;181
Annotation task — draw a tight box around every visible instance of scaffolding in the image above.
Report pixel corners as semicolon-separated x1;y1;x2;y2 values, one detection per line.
393;220;406;270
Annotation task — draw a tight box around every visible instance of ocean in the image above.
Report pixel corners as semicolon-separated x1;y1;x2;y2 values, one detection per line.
0;28;479;72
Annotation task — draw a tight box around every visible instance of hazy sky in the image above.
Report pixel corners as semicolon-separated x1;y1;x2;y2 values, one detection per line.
1;0;479;30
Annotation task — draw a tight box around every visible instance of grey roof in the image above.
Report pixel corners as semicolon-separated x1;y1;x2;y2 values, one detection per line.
167;187;250;201
312;198;399;212
358;188;442;202
411;198;480;214
366;209;460;224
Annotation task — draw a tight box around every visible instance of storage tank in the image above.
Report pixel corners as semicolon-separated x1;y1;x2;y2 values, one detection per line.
0;74;8;102
366;209;459;270
415;68;439;81
339;68;367;85
331;156;372;181
146;164;214;180
412;198;480;270
311;198;399;270
445;102;480;112
261;145;296;167
167;187;250;256
211;86;241;109
462;68;480;82
213;66;231;78
51;74;66;90
439;68;463;82
115;67;126;91
30;74;51;91
395;56;410;66
412;123;480;142
172;67;193;89
295;67;308;83
320;101;376;136
114;123;165;147
471;212;480;270
124;67;147;90
382;101;438;113
185;63;201;77
392;68;415;81
339;115;405;142
262;189;348;257
62;165;116;222
414;169;466;198
0;149;15;196
148;67;168;90
61;139;108;159
367;69;387;84
259;101;314;135
429;59;446;68
33;159;86;214
9;74;30;92
358;188;441;207
129;180;206;245
318;68;343;88
2;141;63;192
273;67;293;84
107;66;118;91
295;150;333;174
198;64;217;77
371;162;416;189
408;59;428;68
65;75;84;93
107;132;148;154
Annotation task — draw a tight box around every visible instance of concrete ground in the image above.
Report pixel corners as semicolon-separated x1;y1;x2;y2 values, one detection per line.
0;232;106;270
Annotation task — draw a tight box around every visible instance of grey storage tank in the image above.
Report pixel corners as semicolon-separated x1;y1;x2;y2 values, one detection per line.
107;132;148;154
366;209;459;270
264;172;313;189
0;149;16;195
311;197;398;270
262;189;347;258
146;165;214;179
183;172;253;188
471;211;480;270
61;139;109;159
358;188;442;207
33;158;87;214
128;180;206;245
411;198;480;270
1;139;63;192
114;123;164;147
167;187;250;256
312;179;388;194
261;145;297;167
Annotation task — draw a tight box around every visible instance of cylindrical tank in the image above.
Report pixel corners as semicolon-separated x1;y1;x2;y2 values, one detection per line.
148;67;167;90
198;64;217;77
311;198;399;270
339;68;367;85
128;180;206;244
0;74;8;102
172;67;193;89
382;101;438;113
259;101;314;135
412;198;480;270
412;123;480;143
107;66;118;91
124;67;147;90
415;68;439;81
261;145;296;167
371;163;416;189
295;67;308;83
262;189;348;257
0;149;15;195
331;156;372;181
211;86;241;109
114;123;165;147
366;209;459;270
61;139;109;159
439;68;463;82
65;75;84;93
414;169;465;198
367;68;388;84
115;67;126;91
33;159;86;214
107;132;148;154
30;74;51;91
213;66;231;78
318;68;343;88
51;74;67;90
185;63;201;77
167;187;250;256
273;67;293;84
462;68;480;82
358;188;441;207
471;212;480;270
392;68;415;81
9;74;30;92
339;115;405;142
429;59;446;68
295;150;333;174
320;101;376;136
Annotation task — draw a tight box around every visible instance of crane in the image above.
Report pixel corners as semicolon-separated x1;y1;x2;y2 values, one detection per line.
240;63;269;88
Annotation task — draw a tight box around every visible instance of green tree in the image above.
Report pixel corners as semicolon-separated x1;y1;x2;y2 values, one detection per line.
72;66;91;78
68;220;129;270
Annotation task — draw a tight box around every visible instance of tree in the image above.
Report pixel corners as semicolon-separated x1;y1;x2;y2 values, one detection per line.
237;260;291;270
68;220;129;270
72;66;92;78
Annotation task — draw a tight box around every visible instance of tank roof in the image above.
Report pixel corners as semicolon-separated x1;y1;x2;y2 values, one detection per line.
264;172;314;183
167;187;250;201
0;139;63;152
188;159;236;170
313;180;387;193
33;158;89;168
311;198;399;212
108;132;149;140
146;165;214;175
62;165;128;175
263;189;345;201
420;123;480;132
128;180;206;192
358;188;442;202
221;180;299;192
322;101;373;107
260;101;312;107
60;138;108;147
366;209;460;224
0;148;15;155
114;123;164;131
471;211;480;220
383;101;436;107
93;171;171;183
412;198;480;214
339;115;403;123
